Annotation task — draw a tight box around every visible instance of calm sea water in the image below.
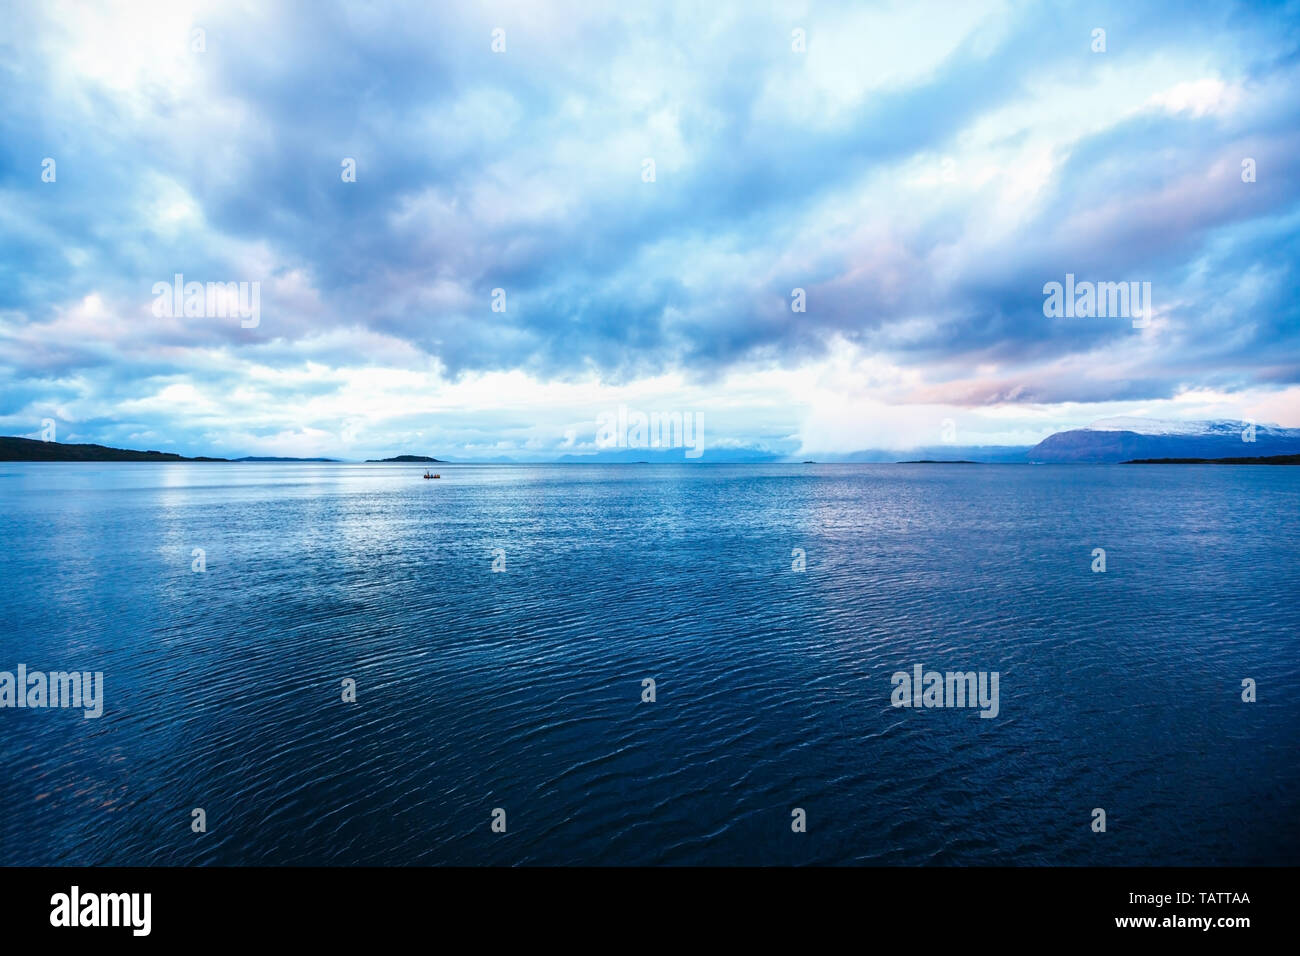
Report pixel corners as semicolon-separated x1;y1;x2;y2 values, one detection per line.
0;462;1296;865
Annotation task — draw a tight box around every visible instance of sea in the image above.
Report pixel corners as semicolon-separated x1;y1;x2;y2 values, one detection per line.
1;462;1296;865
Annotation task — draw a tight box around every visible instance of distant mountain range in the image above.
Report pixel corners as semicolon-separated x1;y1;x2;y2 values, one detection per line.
553;448;782;463
846;445;1029;464
878;419;1300;463
237;456;339;462
4;419;1297;464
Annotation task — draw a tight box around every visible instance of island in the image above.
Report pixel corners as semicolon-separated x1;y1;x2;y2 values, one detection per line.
365;455;445;463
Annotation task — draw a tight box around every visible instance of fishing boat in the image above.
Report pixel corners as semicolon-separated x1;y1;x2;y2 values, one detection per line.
423;471;440;479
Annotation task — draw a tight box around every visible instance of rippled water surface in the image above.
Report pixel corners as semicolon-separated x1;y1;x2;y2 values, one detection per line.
1;462;1297;865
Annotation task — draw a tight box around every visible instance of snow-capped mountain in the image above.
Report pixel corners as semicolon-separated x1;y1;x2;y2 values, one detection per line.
1029;418;1300;462
1086;417;1295;437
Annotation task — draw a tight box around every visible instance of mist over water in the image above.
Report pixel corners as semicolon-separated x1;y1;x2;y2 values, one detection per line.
1;462;1296;865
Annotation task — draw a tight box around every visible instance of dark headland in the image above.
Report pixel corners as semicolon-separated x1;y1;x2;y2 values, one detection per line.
1124;454;1300;465
0;436;335;462
0;436;227;461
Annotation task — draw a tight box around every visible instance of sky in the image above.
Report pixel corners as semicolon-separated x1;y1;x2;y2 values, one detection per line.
1;0;1298;460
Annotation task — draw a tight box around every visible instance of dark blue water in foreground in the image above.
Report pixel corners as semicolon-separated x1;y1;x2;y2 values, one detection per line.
1;462;1297;865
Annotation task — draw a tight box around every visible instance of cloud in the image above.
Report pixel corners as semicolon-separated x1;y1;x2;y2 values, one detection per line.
1;0;1298;456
